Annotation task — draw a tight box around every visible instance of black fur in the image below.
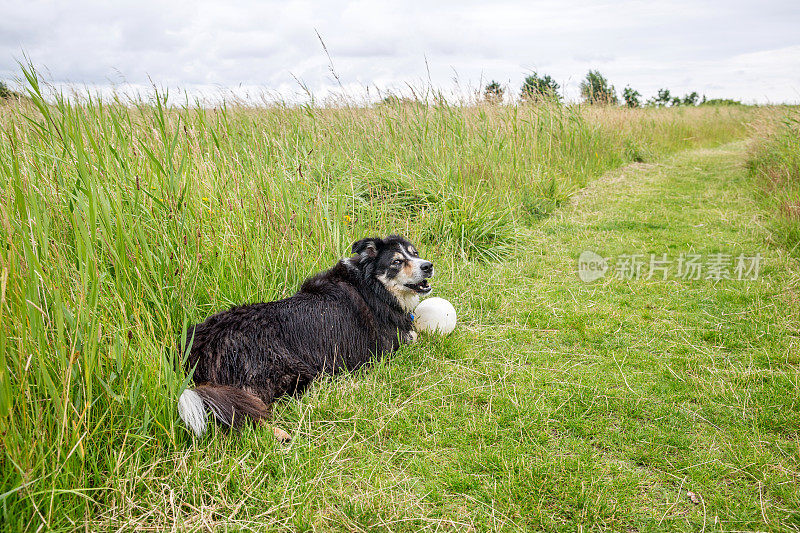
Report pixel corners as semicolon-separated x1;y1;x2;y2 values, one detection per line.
183;235;429;433
192;384;271;429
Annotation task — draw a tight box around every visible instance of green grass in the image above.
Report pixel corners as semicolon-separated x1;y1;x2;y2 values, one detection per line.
2;66;796;530
747;107;800;253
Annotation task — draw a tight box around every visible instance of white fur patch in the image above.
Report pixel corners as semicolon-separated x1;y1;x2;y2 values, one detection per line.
377;273;420;312
398;292;420;312
178;389;207;437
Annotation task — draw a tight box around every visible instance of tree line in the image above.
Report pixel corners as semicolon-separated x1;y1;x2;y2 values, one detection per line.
0;76;740;109
484;70;742;107
0;80;22;100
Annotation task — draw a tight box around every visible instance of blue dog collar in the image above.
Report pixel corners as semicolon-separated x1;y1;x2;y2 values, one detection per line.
409;313;414;322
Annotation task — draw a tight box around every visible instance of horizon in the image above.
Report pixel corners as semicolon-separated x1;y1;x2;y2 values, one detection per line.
1;1;799;105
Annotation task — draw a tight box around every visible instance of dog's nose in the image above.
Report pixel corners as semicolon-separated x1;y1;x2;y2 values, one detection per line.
420;261;433;276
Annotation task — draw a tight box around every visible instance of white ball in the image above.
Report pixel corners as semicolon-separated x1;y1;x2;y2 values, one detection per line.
413;297;457;335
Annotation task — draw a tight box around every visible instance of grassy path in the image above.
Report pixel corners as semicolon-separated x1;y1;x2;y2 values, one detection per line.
108;141;799;532
427;141;799;531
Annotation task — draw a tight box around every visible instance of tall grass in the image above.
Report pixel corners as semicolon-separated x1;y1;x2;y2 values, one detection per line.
747;106;800;253
0;66;756;529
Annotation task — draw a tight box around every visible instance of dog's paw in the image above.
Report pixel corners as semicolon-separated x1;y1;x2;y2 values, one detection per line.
272;426;292;443
404;330;418;344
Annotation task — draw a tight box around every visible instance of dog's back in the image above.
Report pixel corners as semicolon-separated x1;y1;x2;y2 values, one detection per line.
186;262;401;397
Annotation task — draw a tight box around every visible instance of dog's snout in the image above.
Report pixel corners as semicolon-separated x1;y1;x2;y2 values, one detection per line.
420;261;433;276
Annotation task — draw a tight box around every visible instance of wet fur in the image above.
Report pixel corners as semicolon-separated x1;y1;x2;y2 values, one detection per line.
179;235;432;437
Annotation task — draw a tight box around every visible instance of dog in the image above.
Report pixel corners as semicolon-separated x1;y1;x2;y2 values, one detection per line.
177;235;433;440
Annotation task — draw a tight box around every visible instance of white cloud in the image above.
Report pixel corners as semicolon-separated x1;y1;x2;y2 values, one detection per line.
1;0;798;103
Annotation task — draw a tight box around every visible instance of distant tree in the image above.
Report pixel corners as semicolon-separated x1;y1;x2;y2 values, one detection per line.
647;88;673;107
647;89;704;107
622;86;641;108
379;93;421;107
0;81;13;99
0;81;26;103
484;80;505;103
682;91;700;106
701;98;743;106
520;72;560;102
580;70;618;105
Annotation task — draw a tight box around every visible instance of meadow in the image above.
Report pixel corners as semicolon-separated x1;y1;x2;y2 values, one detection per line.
1;68;797;531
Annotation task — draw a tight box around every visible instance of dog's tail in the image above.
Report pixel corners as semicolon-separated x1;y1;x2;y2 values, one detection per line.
178;384;271;438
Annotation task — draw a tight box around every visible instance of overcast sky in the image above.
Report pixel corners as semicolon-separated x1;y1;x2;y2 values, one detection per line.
1;0;798;104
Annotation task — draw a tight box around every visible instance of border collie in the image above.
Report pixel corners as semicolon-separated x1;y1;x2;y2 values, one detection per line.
178;235;433;440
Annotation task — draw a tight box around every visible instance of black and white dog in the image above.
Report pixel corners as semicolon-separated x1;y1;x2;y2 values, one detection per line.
178;235;433;440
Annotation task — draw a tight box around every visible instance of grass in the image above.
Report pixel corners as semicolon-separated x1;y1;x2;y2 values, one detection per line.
1;66;796;530
747;107;800;253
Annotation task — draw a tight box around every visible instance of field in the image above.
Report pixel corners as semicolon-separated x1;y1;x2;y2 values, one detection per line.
1;70;798;531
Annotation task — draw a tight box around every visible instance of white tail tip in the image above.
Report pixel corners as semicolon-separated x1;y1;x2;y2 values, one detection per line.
178;389;207;437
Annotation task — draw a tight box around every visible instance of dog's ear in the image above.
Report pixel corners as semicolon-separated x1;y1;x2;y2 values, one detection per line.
352;237;380;258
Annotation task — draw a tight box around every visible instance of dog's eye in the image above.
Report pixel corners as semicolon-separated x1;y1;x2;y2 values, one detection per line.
392;259;403;265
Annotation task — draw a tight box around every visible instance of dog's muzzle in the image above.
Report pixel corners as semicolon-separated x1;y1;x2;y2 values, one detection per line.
405;261;434;294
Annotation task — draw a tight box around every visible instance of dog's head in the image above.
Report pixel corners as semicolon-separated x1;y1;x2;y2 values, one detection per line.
350;235;433;311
